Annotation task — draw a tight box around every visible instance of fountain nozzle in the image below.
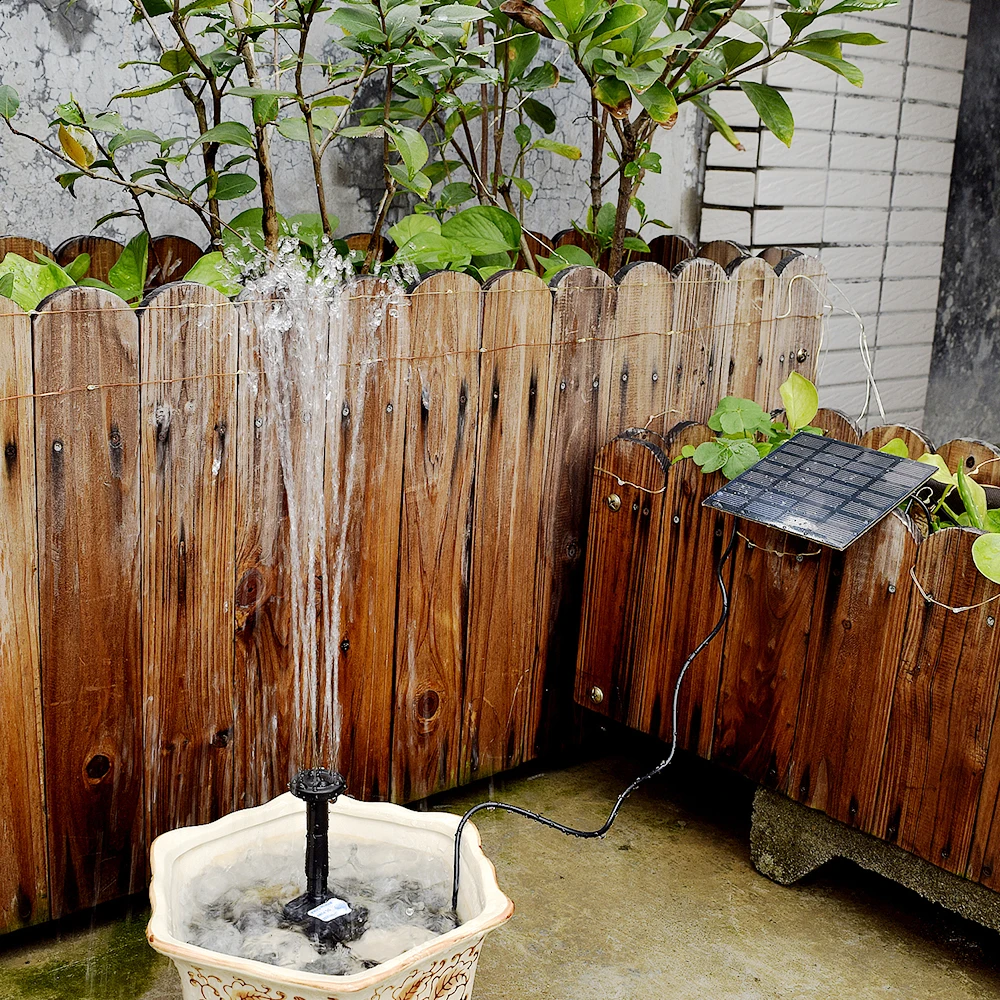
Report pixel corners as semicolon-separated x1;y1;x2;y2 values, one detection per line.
283;768;368;944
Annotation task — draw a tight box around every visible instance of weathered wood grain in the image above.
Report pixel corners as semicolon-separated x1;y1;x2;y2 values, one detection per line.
574;433;670;723
861;424;932;458
647;235;697;271
936;438;1000;484
698;240;748;269
392;272;481;803
0;296;47;930
788;514;919;830
713;521;825;788
0;237;52;264
876;527;1000;875
534;268;616;758
606;263;672;436
811;407;861;444
148;236;204;289
670;258;730;424
141;283;238;842
757;247;801;268
632;423;730;756
34;288;143;915
723;256;778;403
326;278;409;800
761;255;825;409
463;271;553;781
53;236;124;284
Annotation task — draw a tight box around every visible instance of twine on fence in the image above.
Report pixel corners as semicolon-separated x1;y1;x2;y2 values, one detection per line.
909;566;1000;614
738;531;822;559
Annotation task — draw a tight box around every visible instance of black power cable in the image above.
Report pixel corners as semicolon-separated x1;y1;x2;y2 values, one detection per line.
451;520;740;911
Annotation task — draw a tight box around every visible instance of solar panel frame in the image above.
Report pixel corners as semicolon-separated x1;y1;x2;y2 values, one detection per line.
701;432;935;551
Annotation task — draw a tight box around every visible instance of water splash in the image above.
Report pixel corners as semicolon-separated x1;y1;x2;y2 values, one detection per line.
242;238;409;776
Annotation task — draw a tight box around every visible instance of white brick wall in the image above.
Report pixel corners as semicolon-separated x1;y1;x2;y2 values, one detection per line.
700;0;969;428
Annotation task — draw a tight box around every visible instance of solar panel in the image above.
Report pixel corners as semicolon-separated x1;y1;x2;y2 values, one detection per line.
702;432;935;550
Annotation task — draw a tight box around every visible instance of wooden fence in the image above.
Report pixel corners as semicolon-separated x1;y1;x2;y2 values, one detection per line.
576;415;1000;892
0;233;826;934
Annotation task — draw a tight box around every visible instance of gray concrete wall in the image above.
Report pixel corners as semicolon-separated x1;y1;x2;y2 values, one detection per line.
0;1;701;251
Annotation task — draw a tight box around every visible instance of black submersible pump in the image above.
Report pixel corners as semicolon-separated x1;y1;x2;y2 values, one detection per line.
282;767;369;944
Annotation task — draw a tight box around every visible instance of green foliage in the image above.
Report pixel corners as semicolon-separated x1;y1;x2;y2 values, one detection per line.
677;373;822;482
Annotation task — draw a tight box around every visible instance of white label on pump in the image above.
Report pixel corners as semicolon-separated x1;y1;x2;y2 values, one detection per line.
307;897;351;921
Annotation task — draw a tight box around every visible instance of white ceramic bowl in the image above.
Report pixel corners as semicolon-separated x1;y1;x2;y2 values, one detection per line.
147;793;513;1000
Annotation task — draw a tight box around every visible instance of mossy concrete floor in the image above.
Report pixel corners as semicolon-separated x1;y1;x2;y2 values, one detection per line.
4;752;1000;999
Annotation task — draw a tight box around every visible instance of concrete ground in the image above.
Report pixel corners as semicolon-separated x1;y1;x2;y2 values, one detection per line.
3;751;1000;999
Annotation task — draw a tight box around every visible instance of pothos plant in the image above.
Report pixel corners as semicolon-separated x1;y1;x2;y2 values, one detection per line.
0;0;896;287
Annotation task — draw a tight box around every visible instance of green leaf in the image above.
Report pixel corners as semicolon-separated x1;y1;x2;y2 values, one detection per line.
114;72;189;100
722;440;761;480
972;533;1000;586
779;372;818;430
691;96;745;151
0;273;14;301
215;173;257;200
986;509;1000;534
107;128;161;155
195;122;255;148
523;98;556;134
441;206;522;255
63;253;91;282
312;95;352;109
593;78;632;120
389;214;441;247
721;39;763;71
622;236;650;253
879;438;909;458
586;3;647;49
507;29;541;78
228;86;299;98
823;0;899;13
183;252;242;297
511;176;533;199
521;62;560;92
277;116;321;142
327;6;387;43
108;232;149;303
159;49;192;74
389;125;429;178
739;81;794;147
793;47;865;88
708;396;770;437
917;452;957;488
0;85;20;119
958;466;988;531
0;253;76;311
635;82;678;127
532;137;581;159
441;181;476;208
693;440;727;474
253;96;279;127
801;29;885;46
389;231;471;271
433;4;490;21
56;171;86;195
387;164;432;199
514;123;532;147
138;0;172;14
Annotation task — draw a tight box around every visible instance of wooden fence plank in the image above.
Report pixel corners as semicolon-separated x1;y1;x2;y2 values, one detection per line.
631;423;730;756
876;526;1000;875
698;240;748;269
713;522;825;788
669;258;730;424
811;407;861;444
141;284;238;842
462;271;553;781
574;433;670;723
0;296;47;932
647;235;697;270
861;424;933;458
788;514;919;830
148;236;204;289
327;278;409;800
936;438;1000;484
53;236;124;284
534;268;615;758
760;255;826;409
392;272;481;803
606;262;672;436
0;237;52;263
34;288;143;916
722;256;779;402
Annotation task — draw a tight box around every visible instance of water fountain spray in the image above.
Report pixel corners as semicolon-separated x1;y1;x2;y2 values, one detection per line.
283;767;369;944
